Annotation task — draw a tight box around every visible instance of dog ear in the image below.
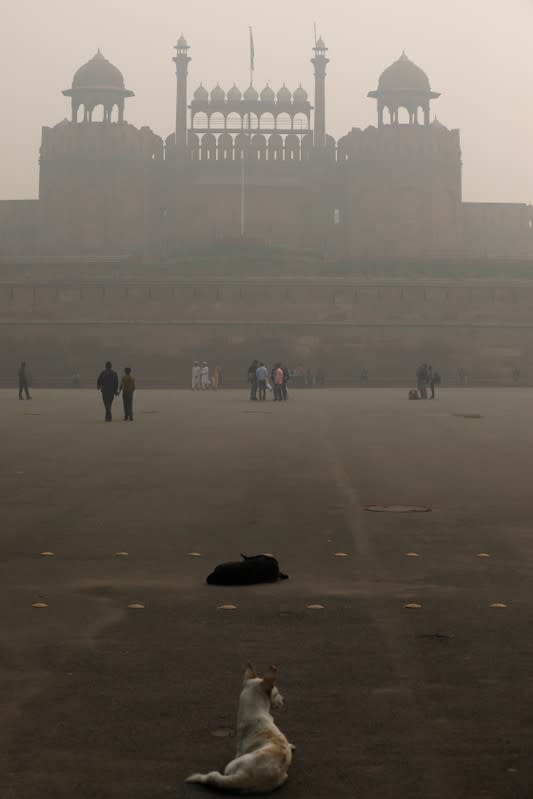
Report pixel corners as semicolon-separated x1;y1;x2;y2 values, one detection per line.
262;665;278;692
244;662;257;680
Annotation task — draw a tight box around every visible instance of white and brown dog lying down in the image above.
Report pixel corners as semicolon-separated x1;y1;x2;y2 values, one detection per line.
186;664;294;793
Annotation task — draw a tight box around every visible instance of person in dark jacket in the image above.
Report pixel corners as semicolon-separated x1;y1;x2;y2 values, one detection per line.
18;361;31;400
97;361;119;421
248;360;259;401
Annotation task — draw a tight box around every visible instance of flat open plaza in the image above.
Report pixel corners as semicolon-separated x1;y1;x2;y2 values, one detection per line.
1;387;532;798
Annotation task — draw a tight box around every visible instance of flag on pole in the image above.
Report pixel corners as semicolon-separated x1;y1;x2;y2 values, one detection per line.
249;27;255;75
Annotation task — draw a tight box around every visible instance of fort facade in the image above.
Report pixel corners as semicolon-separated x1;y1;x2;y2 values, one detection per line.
0;37;531;260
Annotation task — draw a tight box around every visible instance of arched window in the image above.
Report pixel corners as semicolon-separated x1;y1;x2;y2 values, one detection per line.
218;133;233;161
188;132;200;161
193;112;209;130
235;133;249;161
209;112;226;131
241;112;259;131
251;134;267;161
285;134;300;162
301;133;313;161
260;112;275;130
200;133;217;161
397;107;411;125
226;112;242;131
276;112;292;131
293;112;309;132
268;133;283;161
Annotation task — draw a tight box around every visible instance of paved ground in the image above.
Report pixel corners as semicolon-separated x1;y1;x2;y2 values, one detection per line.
1;387;532;799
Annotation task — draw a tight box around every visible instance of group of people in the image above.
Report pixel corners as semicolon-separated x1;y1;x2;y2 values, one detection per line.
416;363;440;400
191;362;222;391
96;361;136;421
248;360;289;402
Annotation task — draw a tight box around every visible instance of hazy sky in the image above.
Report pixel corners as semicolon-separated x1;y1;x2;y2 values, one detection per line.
2;0;532;203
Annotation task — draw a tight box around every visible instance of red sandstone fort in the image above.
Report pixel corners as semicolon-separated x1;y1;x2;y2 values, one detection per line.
0;37;532;386
1;37;531;259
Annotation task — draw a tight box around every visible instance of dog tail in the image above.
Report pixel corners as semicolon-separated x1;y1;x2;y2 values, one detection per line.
185;771;248;790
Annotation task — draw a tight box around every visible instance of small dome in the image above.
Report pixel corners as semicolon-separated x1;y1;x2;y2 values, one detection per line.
193;83;209;101
277;84;292;103
260;84;275;102
244;85;259;101
72;50;125;90
293;84;308;103
378;52;431;93
210;84;226;102
227;83;242;101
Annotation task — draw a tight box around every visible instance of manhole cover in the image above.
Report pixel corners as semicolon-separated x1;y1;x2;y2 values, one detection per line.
365;505;431;513
211;728;234;738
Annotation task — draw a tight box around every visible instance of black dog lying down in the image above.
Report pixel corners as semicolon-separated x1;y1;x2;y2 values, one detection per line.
206;554;289;586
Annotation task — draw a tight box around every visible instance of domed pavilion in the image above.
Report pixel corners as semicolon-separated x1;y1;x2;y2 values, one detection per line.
368;52;440;127
63;50;134;123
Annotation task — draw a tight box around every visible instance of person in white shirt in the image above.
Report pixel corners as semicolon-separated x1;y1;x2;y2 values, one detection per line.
200;362;210;390
192;361;201;390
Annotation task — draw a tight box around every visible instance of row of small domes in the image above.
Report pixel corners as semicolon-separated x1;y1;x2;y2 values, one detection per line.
193;83;309;103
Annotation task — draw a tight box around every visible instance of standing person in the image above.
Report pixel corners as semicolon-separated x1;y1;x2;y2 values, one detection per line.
426;364;435;399
119;367;135;421
273;365;284;402
256;362;268;401
97;361;119;422
200;362;210;390
281;365;290;401
430;370;441;400
18;361;31;400
416;363;428;399
211;365;221;390
248;359;259;401
192;361;201;390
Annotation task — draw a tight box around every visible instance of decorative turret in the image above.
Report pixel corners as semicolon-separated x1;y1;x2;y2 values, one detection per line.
277;84;292;104
368;52;441;127
62;50;134;123
227;83;242;102
243;85;259;101
260;84;276;102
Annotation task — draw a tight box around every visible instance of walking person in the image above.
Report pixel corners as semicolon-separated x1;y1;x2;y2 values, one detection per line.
248;359;259;401
256;362;268;401
200;362;210;390
192;361;201;390
119;367;135;421
97;361;119;422
430;369;441;400
18;361;31;400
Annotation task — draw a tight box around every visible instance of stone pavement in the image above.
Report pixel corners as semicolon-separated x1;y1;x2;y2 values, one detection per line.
1;388;531;798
